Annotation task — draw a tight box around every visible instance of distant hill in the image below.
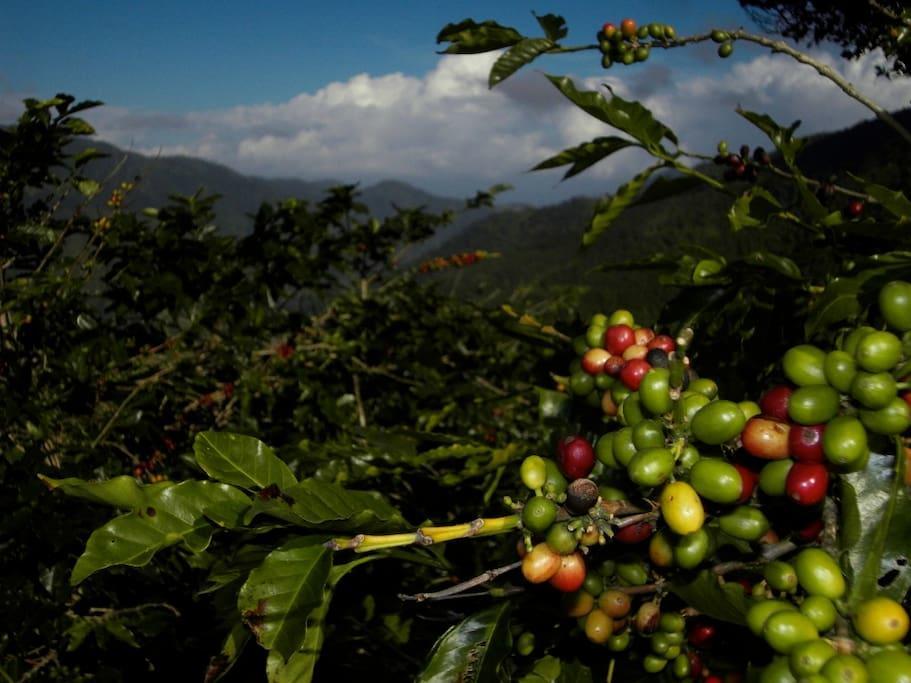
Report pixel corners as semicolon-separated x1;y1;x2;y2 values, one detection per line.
68;139;479;239
424;109;911;322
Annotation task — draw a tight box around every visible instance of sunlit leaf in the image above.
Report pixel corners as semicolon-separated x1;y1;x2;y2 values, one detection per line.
417;602;512;682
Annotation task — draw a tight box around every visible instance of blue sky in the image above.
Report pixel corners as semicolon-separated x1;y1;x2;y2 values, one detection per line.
3;2;909;202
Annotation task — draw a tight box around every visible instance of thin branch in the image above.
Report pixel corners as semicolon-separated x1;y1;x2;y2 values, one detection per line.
868;0;911;27
326;514;521;552
398;561;522;602
352;373;367;428
712;540;798;576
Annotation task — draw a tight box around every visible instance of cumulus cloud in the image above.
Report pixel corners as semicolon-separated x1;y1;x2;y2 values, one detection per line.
3;47;909;202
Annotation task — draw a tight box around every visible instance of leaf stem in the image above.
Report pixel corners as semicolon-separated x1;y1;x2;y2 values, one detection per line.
325;514;521;553
398;560;522;602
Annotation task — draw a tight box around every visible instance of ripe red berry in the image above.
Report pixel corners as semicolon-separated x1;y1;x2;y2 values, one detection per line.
634;327;655;346
688;619;717;649
557;435;595;480
615;521;655;544
785;462;829;506
646;334;675;354
733;463;759;503
846;200;864;218
620;358;651;390
759;385;793;422
604;324;635;355
132;465;145;478
688;652;704;678
604;355;625;377
620;18;637;39
788;423;825;463
549;552;587;592
796;517;824;542
602;22;617;38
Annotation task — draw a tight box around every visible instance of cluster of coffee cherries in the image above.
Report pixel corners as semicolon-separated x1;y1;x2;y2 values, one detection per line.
417;250;495;273
747;549;910;681
713;141;771;183
739;279;911;514
514;285;911;679
711;30;735;58
568;308;680;418
517;444;714;677
596;18;677;69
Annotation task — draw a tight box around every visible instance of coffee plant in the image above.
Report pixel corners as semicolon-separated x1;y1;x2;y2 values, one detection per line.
9;6;911;683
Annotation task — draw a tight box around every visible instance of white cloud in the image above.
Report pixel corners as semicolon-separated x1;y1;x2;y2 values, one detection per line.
3;47;909;202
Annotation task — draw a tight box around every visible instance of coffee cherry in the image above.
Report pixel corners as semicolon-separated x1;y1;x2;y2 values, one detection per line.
764;561;798;593
690;458;742;503
557;435;595;480
522;495;558;533
718;41;734;58
546;522;578;555
566;478;599;514
522;543;561;583
742;417;791;459
864;650;911;682
846;199;864;217
620;358;652;391
734;463;759;503
620;18;637;39
762;611;819;653
635;601;661;633
788;424;825;463
879;280;911;331
515;631;535;656
581;348;611;374
601;22;618;40
549;551;587;592
793;548;845;599
605;324;635;355
688;618;718;649
690;400;746;445
647;334;675;353
660;481;705;534
599;589;632;618
785;462;829;506
760;385;793;421
718;505;770;541
615;520;656;544
711;29;730;43
800;595;837;632
520;455;547;489
853;597;910;644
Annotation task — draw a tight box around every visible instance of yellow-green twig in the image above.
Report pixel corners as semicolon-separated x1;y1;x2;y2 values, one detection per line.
326;514;520;553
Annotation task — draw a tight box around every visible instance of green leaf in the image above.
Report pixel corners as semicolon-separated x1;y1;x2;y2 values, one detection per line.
583;165;658;247
736;109;803;165
39;473;161;510
534;13;567;42
64;117;95;135
436;19;523;54
532;136;637;180
76;178;101;198
266;554;383;683
194;431;297;491
73;147;109;167
728;187;782;232
518;656;593;683
489;38;554;88
545;75;677;150
857;179;911;221
840;444;911;606
740;251;802;280
237;538;332;661
71;481;250;584
669;570;752;625
417;602;512;683
205;622;249;683
804;271;881;336
246;479;406;532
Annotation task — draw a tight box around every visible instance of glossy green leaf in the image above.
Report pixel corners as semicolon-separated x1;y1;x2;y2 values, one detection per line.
583;165;658;247
436;19;523;54
860;180;911;221
71;481;250;584
76;178;101;198
531;136;637;180
736;109;804;165
518;656;592;683
65;117;95;135
740;251;802;279
669;570;752;625
417;602;512;683
245;479;406;532
205;622;249;683
39;474;164;510
804;271;881;336
489;38;554;88
728;187;782;232
73;147;109;167
840;444;911;606
194;431;297;491
266;554;383;683
545;75;677;149
534;13;567;42
238;538;331;661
